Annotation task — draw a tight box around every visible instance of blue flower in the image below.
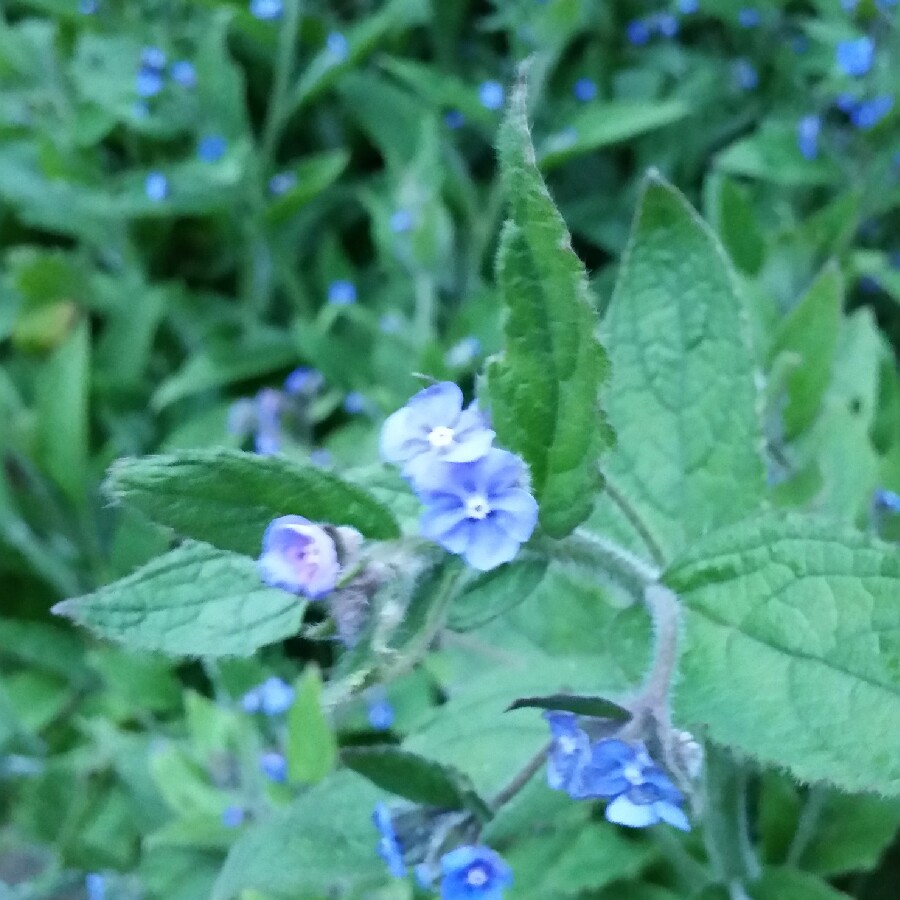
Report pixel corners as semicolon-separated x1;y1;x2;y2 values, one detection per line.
344;391;367;415
478;80;505;111
797;114;820;160
85;874;105;900
415;448;538;571
198;134;227;163
373;804;406;878
439;845;512;900
310;448;332;467
875;488;900;512
626;19;651;46
367;691;395;730
581;740;690;831
390;209;414;233
284;366;323;395
380;382;495;479
732;58;758;91
253;388;282;455
841;0;859;9
171;60;196;88
326;31;349;62
836;37;874;77
222;805;245;828
544;711;593;797
737;7;760;28
444;109;466;129
136;67;164;98
260;750;288;783
258;515;340;598
79;0;99;13
141;46;166;71
145;172;169;202
445;336;482;369
328;279;357;305
251;0;283;20
573;78;597;102
242;676;296;716
656;13;679;38
269;171;297;196
850;95;893;129
678;0;699;12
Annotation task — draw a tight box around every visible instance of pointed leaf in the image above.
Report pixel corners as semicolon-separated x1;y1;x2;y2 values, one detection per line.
287;665;337;785
507;693;631;721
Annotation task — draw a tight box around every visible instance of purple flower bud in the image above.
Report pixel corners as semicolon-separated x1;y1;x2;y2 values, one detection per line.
327;279;357;305
250;0;283;20
836;36;874;77
380;382;495;481
415;448;538;572
171;60;197;88
145;172;169;202
260;750;287;783
198;134;227;163
258;515;340;599
478;80;505;111
440;845;513;900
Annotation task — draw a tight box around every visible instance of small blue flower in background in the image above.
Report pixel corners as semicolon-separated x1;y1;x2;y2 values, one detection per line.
344;391;367;415
328;279;357;305
380;382;495;480
478;80;505;111
284;366;323;395
79;0;99;13
874;488;900;512
415;448;538;572
544;712;593;797
222;805;245;828
737;7;760;27
310;448;332;467
678;0;699;13
198;134;227;163
258;515;340;598
573;78;597;102
141;46;166;71
390;209;414;233
367;690;395;730
326;32;349;62
242;676;296;716
656;13;679;38
254;430;281;455
850;95;893;130
445;336;482;369
171;60;196;88
250;0;283;20
835;92;858;113
268;171;297;196
260;750;288;783
444;109;466;129
253;388;282;455
626;19;651;46
145;172;169;202
373;804;406;878
876;0;898;8
841;0;859;9
797;114;820;160
836;36;874;77
583;740;690;831
85;873;105;900
439;845;512;900
732;58;758;91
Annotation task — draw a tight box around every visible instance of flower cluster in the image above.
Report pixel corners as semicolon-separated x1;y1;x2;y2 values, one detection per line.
241;676;295;716
545;712;690;831
380;383;538;571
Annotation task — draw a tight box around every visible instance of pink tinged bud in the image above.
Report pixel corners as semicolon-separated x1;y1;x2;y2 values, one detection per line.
258;515;340;599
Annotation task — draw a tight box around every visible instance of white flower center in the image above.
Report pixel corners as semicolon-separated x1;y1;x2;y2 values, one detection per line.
466;867;488;887
623;763;644;785
557;735;577;755
428;425;454;448
465;495;491;520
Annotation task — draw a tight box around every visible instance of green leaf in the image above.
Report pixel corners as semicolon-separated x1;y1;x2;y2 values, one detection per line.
666;514;900;795
212;770;386;900
769;264;843;439
265;149;350;225
53;541;305;657
749;868;852;900
448;559;549;631
105;448;400;554
287;665;337;785
592;174;765;562
341;745;491;819
705;174;766;276
485;77;612;538
506;693;631;721
538;100;690;171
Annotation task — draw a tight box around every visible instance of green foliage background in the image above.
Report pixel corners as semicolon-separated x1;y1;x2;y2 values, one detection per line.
1;1;900;898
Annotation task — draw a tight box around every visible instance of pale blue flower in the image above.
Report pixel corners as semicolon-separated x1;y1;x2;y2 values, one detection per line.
415;448;538;571
875;488;900;512
328;279;357;305
85;874;105;900
390;209;413;233
444;109;465;129
679;0;699;12
258;515;340;598
544;712;593;797
269;171;297;196
284;366;323;395
373;804;405;878
171;60;196;88
136;67;164;98
850;95;893;129
260;750;287;783
253;388;282;455
227;398;256;436
145;172;169;201
140;46;166;71
326;31;349;62
656;13;679;38
344;391;366;414
626;19;651;46
573;78;597;102
738;7;760;28
310;448;332;467
380;382;495;479
478;80;505;111
242;676;295;716
445;336;481;369
198;134;227;163
222;806;245;827
80;0;99;13
836;36;874;77
251;0;283;20
439;845;512;900
797;115;820;160
367;690;394;730
581;740;690;831
733;58;758;90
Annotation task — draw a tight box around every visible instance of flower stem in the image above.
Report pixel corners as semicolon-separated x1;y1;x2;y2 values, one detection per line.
785;785;827;868
261;0;302;164
490;743;550;810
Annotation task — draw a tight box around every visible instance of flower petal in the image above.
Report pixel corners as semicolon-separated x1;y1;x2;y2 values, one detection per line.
462;518;521;571
405;381;464;429
605;795;658;829
655;801;691;832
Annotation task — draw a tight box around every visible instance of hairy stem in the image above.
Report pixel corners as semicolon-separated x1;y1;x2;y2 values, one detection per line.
602;475;667;568
637;584;681;715
491;743;550;810
785;785;827;867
